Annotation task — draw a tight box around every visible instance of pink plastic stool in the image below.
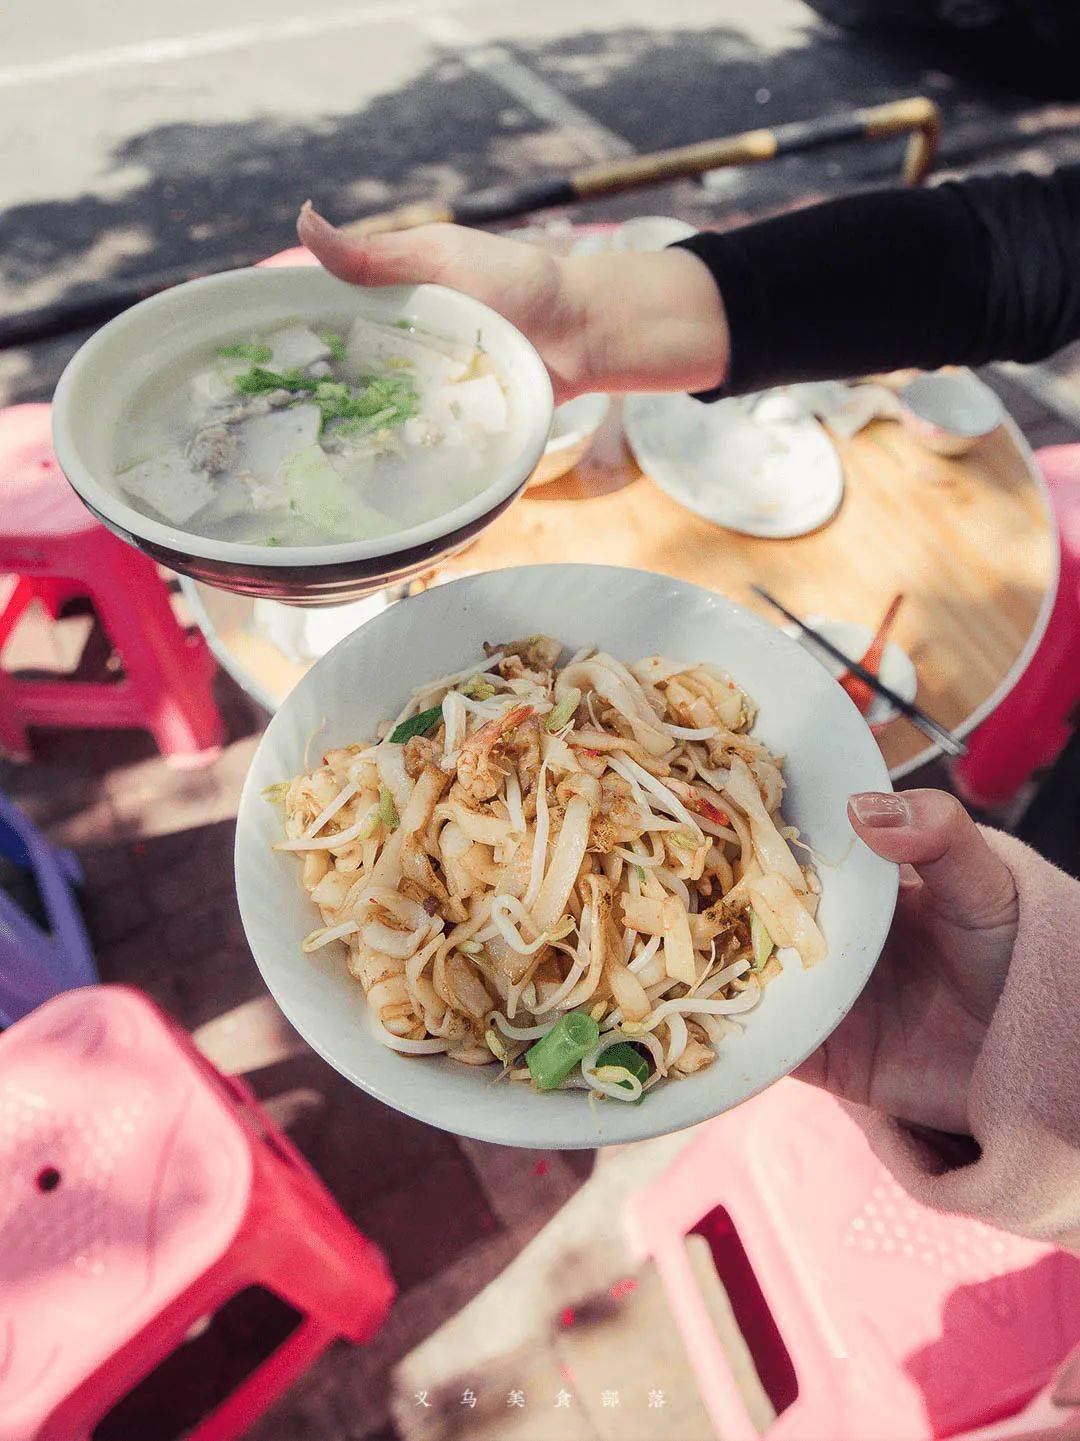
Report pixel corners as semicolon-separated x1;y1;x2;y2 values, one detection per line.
625;1081;1080;1441
0;986;395;1441
952;444;1080;808
0;404;223;763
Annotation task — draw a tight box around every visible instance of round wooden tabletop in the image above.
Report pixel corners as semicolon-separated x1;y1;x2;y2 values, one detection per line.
185;396;1056;780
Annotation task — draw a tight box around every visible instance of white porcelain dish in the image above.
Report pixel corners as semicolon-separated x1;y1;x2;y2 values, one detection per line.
569;216;697;257
528;392;611;487
897;371;1004;457
786;617;918;728
624;391;845;538
234;564;898;1149
51;267;553;605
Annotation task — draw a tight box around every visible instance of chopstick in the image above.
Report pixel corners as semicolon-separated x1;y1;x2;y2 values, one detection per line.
345;98;940;236
751;585;967;758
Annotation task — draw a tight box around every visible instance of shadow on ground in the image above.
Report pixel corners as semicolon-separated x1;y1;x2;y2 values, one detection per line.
4;18;1080;402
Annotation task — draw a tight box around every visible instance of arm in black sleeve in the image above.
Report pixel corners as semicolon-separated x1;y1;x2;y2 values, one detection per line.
672;165;1080;397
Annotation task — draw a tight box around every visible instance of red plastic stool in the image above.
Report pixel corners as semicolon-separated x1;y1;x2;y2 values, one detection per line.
952;444;1080;808
625;1080;1080;1441
0;404;223;764
0;986;395;1441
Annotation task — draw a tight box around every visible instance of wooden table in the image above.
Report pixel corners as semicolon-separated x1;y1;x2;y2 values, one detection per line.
183;401;1056;780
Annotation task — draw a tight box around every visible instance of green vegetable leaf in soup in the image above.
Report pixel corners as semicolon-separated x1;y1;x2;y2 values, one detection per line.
216;341;272;363
389;704;444;745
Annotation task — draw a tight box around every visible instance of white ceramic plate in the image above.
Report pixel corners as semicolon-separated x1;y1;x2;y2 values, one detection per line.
234;564;898;1149
624;392;844;538
787;617;918;728
528;392;612;488
569;216;697;256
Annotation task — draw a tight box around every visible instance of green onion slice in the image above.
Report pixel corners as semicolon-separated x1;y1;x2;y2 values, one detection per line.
525;1012;600;1091
750;908;775;971
545;687;581;733
377;785;399;831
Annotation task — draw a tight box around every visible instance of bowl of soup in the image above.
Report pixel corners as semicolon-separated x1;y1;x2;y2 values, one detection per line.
51;266;554;605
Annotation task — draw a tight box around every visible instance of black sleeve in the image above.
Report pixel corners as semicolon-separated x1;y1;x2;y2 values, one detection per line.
672;165;1080;398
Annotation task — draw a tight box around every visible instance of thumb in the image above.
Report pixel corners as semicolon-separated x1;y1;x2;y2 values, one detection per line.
297;203;446;287
848;789;1017;928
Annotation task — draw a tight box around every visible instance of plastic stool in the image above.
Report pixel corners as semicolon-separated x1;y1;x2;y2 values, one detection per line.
953;444;1080;808
625;1080;1080;1441
0;986;395;1441
0;789;96;1028
0;404;223;764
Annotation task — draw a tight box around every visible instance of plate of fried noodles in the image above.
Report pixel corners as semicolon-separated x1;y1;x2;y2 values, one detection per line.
235;564;897;1148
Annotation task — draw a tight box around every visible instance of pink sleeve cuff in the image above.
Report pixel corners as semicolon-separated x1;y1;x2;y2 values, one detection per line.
856;829;1080;1251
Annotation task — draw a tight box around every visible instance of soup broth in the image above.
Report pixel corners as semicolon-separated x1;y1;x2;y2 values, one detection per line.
112;315;517;546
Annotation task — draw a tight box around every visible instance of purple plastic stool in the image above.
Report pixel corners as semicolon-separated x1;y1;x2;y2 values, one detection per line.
0;790;96;1027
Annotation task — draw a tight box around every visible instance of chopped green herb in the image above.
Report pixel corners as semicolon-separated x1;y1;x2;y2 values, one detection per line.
216;341;272;363
377;784;399;831
232;364;318;397
394;318;412;330
449;401;462;420
318;330;347;362
634;864;647;883
266;536;282;547
475;327;485;352
461;677;495;701
261;780;289;803
670;831;699;851
545;687;581;733
594;1041;650;1103
750;909;775;971
385;357;412;369
389;704;443;745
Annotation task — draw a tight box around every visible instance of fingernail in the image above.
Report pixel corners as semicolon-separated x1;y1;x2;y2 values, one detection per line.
298;202;333;234
850;792;911;828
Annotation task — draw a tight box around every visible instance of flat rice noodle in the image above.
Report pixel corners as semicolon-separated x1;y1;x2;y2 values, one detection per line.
688;898;743;948
605;958;651;1022
367;764;447;892
629;654;688;686
310;869;353;915
722;755;806;891
376;744;412;818
400;834;462;920
459;844;502;887
721;855;763;911
661;894;697;985
489;835;531;905
532;794;592;935
447;801;513;847
569;730;662;771
620;891;668;936
746;872;827;968
540;730;580;772
684;666;747;729
557;658;671;758
445;951;494;1018
562;879;612;1008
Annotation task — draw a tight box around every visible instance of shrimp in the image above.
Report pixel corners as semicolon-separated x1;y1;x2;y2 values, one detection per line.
456;704;533;801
